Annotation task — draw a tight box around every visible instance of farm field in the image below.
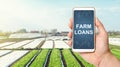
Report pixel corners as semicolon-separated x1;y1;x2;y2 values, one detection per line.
0;49;119;67
0;50;12;57
0;37;120;67
0;50;29;67
8;48;120;67
109;38;120;46
2;40;32;49
10;49;93;67
0;37;71;49
0;42;15;48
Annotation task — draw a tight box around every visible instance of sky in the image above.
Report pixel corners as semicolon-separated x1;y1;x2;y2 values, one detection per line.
0;0;120;32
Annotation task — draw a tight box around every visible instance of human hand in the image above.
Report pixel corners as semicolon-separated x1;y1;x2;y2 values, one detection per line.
68;18;110;66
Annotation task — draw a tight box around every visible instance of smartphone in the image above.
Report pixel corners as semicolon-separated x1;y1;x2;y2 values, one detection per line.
72;7;95;52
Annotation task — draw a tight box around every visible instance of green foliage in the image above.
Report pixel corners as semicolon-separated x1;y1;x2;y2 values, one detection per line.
62;49;81;67
48;49;62;67
11;49;120;67
12;50;38;67
109;44;120;50
111;49;120;60
74;52;95;67
30;49;49;67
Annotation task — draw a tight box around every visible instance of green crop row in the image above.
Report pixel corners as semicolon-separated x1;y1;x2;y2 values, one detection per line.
73;52;95;67
12;50;38;67
48;49;62;67
30;49;49;67
11;49;120;67
62;49;81;67
111;49;120;60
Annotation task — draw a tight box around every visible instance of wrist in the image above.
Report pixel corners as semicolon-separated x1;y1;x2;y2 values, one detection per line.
98;52;112;67
93;52;111;67
89;52;111;67
98;52;120;67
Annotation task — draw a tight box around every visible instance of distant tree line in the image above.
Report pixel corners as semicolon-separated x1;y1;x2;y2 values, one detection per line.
0;28;69;37
0;31;12;36
108;31;120;36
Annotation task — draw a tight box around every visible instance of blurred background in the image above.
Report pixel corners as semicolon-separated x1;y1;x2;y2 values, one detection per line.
0;0;120;67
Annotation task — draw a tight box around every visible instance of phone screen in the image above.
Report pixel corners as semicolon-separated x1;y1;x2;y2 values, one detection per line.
73;10;94;49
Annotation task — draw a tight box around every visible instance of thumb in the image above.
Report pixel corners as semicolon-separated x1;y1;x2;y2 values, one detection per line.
95;18;107;35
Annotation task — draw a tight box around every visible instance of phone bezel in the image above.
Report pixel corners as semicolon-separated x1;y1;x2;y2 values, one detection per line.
72;7;95;52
